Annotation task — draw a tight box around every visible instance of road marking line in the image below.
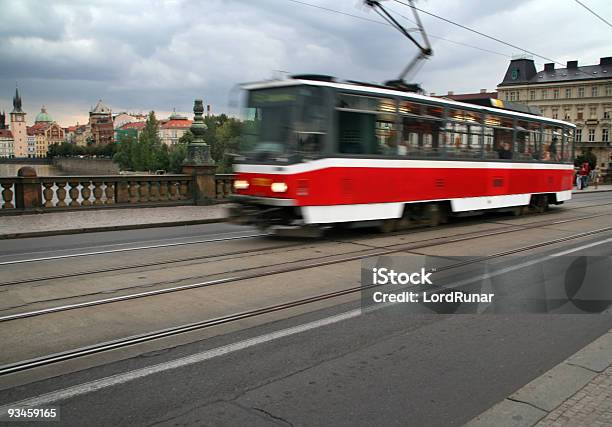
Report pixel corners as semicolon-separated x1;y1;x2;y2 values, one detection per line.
0;234;266;266
549;238;612;257
2;236;611;409
0;309;361;411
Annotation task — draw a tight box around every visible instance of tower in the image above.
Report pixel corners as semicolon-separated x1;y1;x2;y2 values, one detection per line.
0;111;6;129
10;88;27;157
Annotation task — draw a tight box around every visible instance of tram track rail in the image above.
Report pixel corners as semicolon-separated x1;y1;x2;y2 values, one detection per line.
2;211;611;323
1;201;611;289
1;223;612;376
0;232;268;266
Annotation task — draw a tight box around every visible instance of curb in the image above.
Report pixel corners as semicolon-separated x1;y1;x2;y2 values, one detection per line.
572;188;612;194
0;217;229;240
466;330;612;426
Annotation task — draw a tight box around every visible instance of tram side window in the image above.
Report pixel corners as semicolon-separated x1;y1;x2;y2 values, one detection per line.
561;127;573;162
336;93;398;155
401;115;441;156
485;115;514;159
541;125;561;162
444;109;482;158
515;120;539;161
399;103;444;157
295;87;326;157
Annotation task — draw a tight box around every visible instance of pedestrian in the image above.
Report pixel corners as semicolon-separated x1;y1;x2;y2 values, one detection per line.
592;166;600;189
578;161;590;190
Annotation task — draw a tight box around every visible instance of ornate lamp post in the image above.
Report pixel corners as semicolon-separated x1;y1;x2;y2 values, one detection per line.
182;99;216;205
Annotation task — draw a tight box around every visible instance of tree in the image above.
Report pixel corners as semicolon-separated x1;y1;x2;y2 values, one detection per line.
214;118;243;172
575;151;597;169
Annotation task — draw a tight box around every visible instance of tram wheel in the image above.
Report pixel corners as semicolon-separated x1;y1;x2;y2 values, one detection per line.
428;204;442;227
379;219;398;233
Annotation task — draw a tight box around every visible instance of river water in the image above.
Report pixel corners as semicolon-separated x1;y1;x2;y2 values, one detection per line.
0;164;65;177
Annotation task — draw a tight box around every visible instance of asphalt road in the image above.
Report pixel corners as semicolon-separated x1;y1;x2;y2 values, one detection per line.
0;192;611;426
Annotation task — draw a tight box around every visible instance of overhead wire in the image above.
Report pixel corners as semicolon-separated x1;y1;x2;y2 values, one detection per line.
392;0;597;78
573;0;612;29
283;0;513;58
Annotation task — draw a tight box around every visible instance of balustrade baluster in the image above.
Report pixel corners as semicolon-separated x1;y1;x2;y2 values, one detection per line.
129;181;139;203
149;180;159;202
80;181;92;206
139;181;149;202
42;182;54;208
169;181;179;200
93;182;104;205
105;181;115;204
159;181;168;201
68;181;80;207
216;180;222;199
56;181;68;207
1;183;14;209
179;180;189;200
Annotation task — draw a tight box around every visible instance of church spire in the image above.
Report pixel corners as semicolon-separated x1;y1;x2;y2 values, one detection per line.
12;87;23;114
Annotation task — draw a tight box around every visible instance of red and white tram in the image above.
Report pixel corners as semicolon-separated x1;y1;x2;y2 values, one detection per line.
230;75;575;235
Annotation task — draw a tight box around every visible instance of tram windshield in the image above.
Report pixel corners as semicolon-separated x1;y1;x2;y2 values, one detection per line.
243;86;327;161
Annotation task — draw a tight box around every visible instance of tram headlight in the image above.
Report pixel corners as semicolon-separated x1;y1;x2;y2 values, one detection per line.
271;182;288;193
234;180;249;190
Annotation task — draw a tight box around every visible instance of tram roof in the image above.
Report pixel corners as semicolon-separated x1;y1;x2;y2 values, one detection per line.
242;78;576;128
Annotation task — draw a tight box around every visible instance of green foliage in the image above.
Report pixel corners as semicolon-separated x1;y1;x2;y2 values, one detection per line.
47;141;116;158
111;111;191;173
575;151;597;169
50;112;247;174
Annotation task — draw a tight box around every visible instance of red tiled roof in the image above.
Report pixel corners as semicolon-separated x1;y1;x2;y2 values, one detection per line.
0;129;12;138
161;119;192;129
120;121;146;130
28;122;52;135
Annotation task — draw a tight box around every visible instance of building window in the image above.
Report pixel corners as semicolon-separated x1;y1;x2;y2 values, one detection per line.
553;89;559;99
576;129;582;141
509;91;516;101
565;88;571;98
529;90;535;100
590;107;597;119
588;129;595;142
603;129;609;143
552;109;558;119
541;89;547;99
578;87;585;97
505;92;509;101
607;86;612;97
604;111;610;119
577;111;583;120
592;86;598;97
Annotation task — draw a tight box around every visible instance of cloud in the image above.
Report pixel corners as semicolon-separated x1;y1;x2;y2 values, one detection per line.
0;0;610;126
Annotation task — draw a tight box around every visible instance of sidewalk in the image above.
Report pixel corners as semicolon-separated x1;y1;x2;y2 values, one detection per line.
0;205;230;239
467;330;612;427
572;184;612;194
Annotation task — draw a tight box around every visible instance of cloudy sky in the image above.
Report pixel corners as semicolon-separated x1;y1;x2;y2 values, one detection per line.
0;0;610;126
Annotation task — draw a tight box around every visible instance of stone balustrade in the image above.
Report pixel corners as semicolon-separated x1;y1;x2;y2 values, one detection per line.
0;169;235;213
215;174;235;200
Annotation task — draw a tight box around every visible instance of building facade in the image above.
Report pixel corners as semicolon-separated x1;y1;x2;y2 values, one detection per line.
27;107;65;157
10;88;27;157
89;100;114;145
498;56;612;179
159;111;192;146
0;129;13;157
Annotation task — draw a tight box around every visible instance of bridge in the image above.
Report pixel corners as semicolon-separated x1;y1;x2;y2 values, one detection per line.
0;188;610;425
